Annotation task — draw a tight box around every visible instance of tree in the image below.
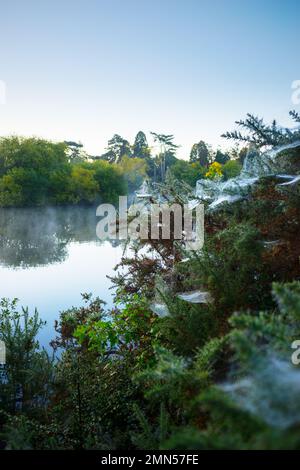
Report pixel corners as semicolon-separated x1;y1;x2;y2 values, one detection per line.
221;110;300;148
98;149;117;164
227;144;249;165
0;137;67;176
150;133;179;181
189;141;210;167
133;131;150;159
222;159;242;180
92;160;127;204
214;149;230;165
0;136;130;207
102;134;132;163
0;171;24;206
0;137;68;206
67;165;99;204
169;160;206;186
64;141;88;162
119;156;148;192
0;299;53;414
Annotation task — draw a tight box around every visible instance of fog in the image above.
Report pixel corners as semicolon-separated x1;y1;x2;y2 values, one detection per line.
0;206;123;347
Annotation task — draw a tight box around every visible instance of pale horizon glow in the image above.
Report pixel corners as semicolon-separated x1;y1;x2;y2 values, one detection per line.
0;0;299;159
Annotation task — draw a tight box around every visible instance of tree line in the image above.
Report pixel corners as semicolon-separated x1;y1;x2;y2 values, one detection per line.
96;130;244;184
0;131;245;207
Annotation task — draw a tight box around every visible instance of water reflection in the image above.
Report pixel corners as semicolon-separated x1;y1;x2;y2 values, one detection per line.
0;206;122;347
0;206;109;268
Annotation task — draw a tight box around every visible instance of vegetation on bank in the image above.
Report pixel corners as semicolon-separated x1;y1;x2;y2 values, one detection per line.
0;133;242;207
0;137;127;206
0;111;300;449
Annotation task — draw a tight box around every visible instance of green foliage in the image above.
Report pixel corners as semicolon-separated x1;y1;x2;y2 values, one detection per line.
189;140;210;166
118;156;148;192
0;137;67;206
222;111;300;148
64;141;87;162
182;222;272;313
66;165;99;204
158;282;300;450
92;160;127;203
0;171;23;206
214;149;230;165
71;294;159;371
0;136;67;176
222;159;242;179
272;281;300;323
1;112;300;450
0;135;244;207
132;131;150;159
194;337;228;383
0;137;127;207
101;134;132;163
0;298;53;420
191;282;300;450
48;294;160;449
169;160;206;187
131;403;170;450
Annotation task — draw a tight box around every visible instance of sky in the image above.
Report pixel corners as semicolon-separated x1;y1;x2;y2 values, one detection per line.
0;0;299;159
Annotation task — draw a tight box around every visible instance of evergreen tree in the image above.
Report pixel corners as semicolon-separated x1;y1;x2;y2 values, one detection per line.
189;140;210;166
102;134;132;163
214;149;230;165
133;131;150;159
222;110;300;148
64;141;87;162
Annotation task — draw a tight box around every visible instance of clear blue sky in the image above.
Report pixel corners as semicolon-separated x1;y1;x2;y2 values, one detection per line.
0;0;299;158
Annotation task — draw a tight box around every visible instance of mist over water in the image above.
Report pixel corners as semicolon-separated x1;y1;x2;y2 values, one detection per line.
0;206;123;348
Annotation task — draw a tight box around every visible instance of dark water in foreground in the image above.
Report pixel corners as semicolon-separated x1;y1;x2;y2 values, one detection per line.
0;207;122;348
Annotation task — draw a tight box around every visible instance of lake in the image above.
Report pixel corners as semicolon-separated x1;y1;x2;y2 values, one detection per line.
0;206;123;348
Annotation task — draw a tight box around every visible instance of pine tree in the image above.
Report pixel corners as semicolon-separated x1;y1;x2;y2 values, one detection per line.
222;111;300;148
214;149;230;164
133;131;150;159
101;134;132;163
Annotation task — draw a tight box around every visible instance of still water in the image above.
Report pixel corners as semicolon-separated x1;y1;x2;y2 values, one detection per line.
0;207;123;347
